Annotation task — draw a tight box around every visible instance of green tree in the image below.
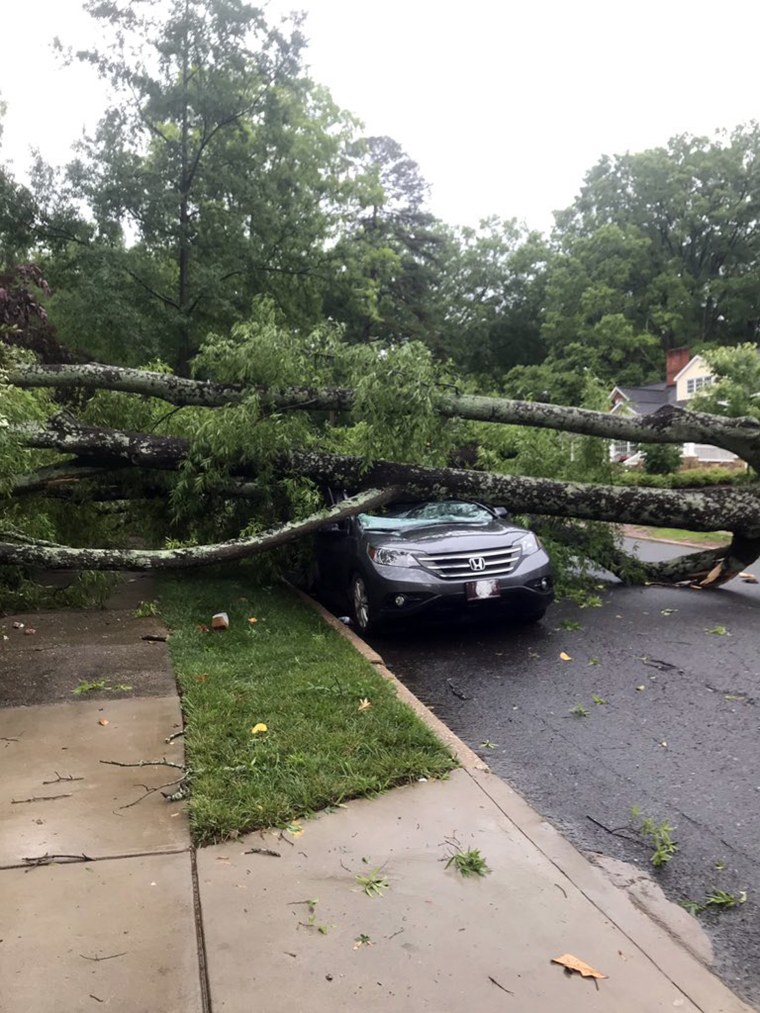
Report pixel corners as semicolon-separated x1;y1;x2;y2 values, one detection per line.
323;135;448;346
435;217;549;379
691;343;760;420
550;125;760;373
42;0;357;371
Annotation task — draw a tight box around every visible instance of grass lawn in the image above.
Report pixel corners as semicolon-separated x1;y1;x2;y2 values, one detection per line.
633;527;730;545
158;573;456;844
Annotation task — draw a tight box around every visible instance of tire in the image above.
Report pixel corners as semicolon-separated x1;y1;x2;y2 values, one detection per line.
350;573;382;635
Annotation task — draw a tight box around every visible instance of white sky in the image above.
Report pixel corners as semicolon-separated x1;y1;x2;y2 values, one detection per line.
2;0;760;233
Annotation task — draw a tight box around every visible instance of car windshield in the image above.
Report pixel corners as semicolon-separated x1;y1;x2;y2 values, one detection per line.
357;500;494;531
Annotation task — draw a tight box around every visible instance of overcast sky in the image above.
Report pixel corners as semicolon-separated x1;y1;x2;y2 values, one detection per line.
2;0;760;233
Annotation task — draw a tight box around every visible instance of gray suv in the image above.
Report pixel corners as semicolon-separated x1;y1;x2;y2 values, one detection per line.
315;499;553;634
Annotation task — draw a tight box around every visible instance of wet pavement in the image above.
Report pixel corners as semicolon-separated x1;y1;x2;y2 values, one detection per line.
364;546;760;1008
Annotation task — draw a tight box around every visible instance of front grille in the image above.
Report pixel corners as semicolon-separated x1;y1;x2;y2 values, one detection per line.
420;545;521;580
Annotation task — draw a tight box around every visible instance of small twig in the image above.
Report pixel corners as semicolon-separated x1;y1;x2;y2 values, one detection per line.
488;975;514;995
11;793;72;804
100;758;185;770
586;814;640;843
42;772;84;785
387;928;405;940
640;656;679;671
243;847;281;858
446;678;471;701
89;995;104;1003
142;634;168;643
23;852;92;866
80;952;127;962
165;730;185;743
554;882;568;899
117;777;185;810
1;735;20;744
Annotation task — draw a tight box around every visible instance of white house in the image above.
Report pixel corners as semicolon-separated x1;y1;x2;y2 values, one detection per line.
609;348;740;468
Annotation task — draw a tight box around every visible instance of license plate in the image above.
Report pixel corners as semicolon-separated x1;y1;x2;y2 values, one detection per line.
465;579;501;601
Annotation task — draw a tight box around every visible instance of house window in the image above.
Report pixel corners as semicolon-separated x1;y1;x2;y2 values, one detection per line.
686;375;713;396
611;441;636;461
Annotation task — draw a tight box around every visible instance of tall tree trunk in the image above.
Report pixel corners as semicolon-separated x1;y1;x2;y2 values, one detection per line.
177;1;192;376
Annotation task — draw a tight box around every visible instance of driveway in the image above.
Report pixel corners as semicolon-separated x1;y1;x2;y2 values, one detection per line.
364;543;760;1008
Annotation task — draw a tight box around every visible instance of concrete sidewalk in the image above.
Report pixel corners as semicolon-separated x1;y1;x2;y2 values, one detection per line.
0;582;755;1012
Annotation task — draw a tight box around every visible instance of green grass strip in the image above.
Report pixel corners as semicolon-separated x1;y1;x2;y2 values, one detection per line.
638;527;730;545
158;574;457;844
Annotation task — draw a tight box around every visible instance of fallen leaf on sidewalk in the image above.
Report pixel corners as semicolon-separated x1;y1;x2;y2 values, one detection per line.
98;718;109;727
24;627;37;635
559;652;572;662
551;953;607;979
739;572;758;583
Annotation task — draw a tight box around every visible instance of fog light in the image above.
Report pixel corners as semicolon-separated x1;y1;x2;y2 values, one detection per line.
394;594;406;607
540;577;549;591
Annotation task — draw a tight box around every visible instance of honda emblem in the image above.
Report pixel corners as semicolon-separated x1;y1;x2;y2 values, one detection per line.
468;556;486;572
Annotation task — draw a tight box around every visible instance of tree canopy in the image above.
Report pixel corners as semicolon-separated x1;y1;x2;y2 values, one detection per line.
1;0;759;609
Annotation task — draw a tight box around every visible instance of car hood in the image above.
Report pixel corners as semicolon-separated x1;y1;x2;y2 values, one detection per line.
365;519;527;552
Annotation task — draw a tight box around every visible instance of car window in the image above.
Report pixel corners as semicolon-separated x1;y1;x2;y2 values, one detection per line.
357;514;413;532
399;501;493;523
358;501;494;530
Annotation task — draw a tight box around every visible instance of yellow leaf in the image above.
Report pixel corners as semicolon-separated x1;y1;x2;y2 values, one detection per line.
98;718;109;727
358;698;371;711
559;652;572;662
250;722;268;735
551;953;607;979
248;616;258;624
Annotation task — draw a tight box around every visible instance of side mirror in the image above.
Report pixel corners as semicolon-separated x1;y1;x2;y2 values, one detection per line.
493;506;510;519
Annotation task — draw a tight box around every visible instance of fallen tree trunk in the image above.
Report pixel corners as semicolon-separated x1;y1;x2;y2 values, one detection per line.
0;487;397;570
12;419;760;534
8;362;760;465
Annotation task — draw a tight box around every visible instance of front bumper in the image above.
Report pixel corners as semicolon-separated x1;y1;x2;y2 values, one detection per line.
366;552;554;620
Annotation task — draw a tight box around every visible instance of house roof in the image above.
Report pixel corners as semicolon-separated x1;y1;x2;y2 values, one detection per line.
612;382;679;416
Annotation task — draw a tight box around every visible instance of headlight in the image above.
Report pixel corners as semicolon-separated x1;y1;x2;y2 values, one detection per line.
368;546;418;567
514;532;540;555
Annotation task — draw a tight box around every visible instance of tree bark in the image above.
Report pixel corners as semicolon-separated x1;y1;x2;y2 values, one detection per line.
12;420;760;535
0;487;398;570
9;362;760;465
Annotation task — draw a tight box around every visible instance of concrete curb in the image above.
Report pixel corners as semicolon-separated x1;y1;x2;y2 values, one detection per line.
288;585;488;772
291;583;755;1013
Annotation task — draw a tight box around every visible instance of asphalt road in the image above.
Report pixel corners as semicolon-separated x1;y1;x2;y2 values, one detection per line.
363;540;760;1008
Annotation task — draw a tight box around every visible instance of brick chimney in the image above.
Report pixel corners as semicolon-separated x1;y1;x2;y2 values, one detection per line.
666;347;690;386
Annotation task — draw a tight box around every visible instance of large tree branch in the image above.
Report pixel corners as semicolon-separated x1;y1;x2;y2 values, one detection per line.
11;420;760;535
9;363;760;463
0;487;398;570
